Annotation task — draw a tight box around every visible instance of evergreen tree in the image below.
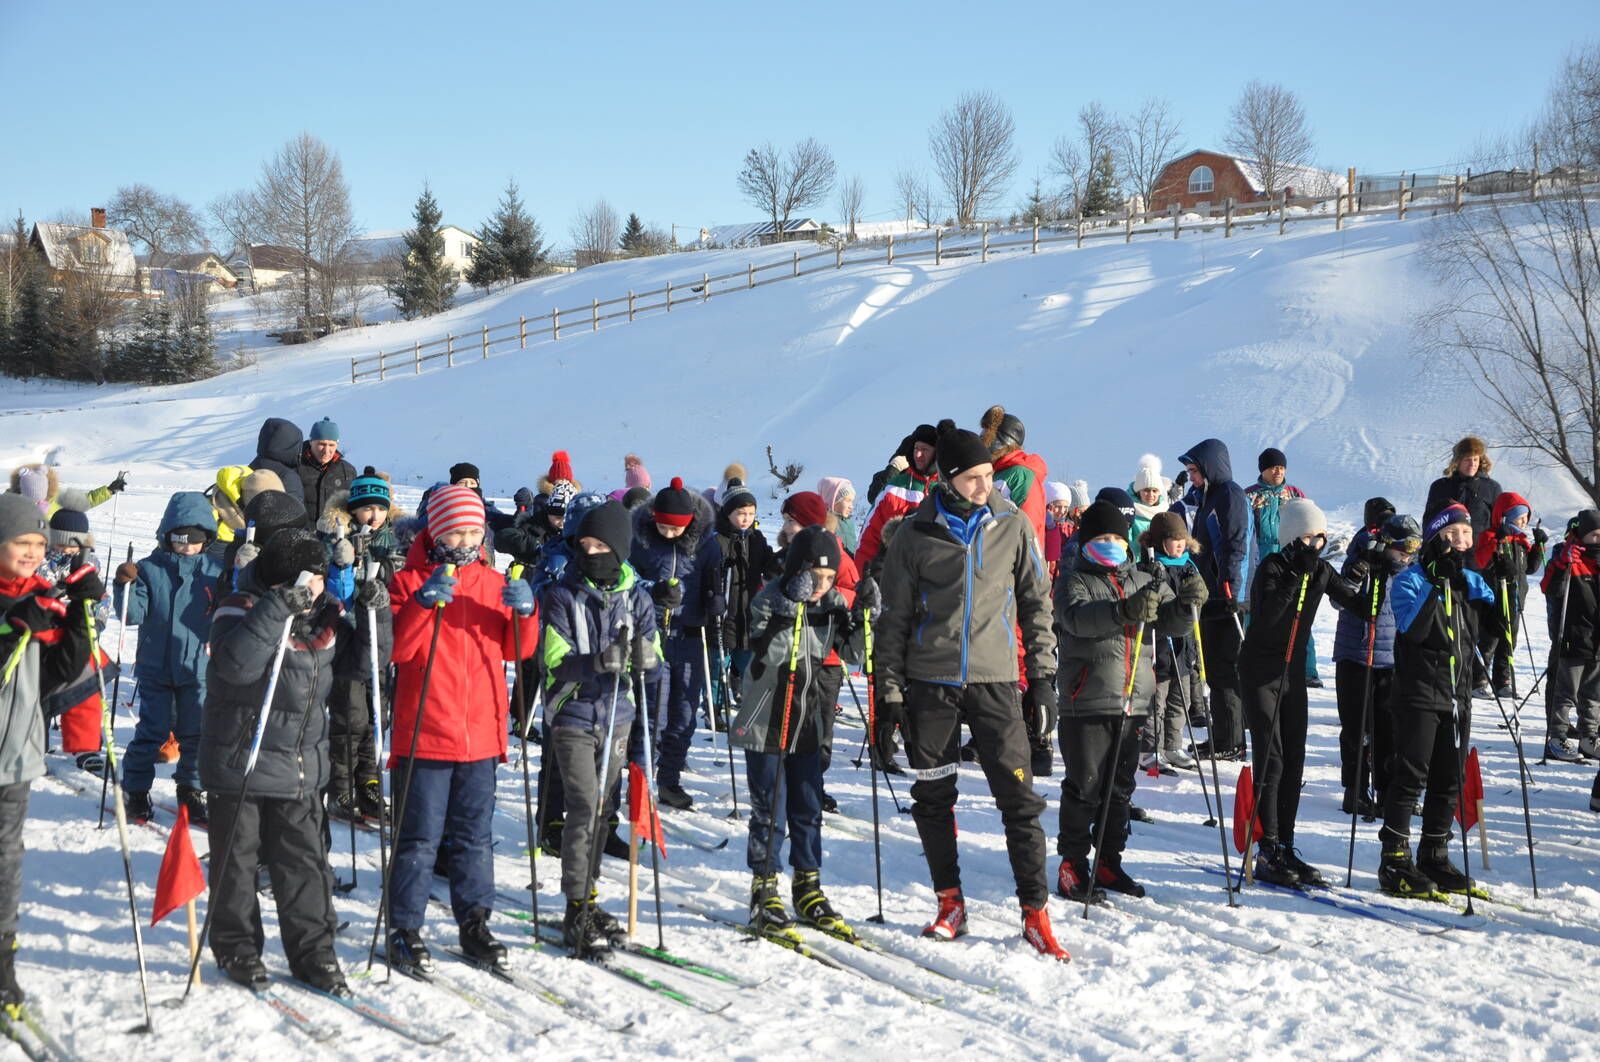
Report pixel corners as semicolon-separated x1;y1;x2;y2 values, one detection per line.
172;284;216;381
6;264;48;380
619;212;646;255
386;185;458;319
1080;149;1121;217
467;179;546;288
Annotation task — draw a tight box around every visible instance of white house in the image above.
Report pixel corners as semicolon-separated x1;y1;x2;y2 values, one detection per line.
349;225;480;280
228;244;312;293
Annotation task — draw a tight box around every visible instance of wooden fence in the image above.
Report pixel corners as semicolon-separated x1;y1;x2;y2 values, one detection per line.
349;173;1549;385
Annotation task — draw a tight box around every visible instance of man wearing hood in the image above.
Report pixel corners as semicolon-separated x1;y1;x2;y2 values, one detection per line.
1177;439;1250;760
251;417;308;511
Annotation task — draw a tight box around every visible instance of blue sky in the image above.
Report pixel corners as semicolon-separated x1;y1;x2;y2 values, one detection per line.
0;1;1583;248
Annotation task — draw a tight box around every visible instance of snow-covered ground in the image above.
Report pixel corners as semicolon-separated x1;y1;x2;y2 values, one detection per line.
5;204;1600;1058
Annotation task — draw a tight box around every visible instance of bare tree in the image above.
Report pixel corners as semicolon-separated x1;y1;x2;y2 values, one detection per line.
1540;43;1600;171
893;166;920;223
1049;137;1086;216
1118;97;1185;211
738;138;837;239
252;132;355;331
208;189;259;261
107;184;204;260
1049;102;1119;216
570;199;621;266
836;175;865;240
929;90;1018;226
1223;80;1314;197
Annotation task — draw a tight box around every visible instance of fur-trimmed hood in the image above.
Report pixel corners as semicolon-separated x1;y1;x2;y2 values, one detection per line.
632;487;714;553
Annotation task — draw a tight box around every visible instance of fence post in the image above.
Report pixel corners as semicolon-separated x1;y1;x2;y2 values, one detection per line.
887;233;894;264
553;308;561;339
350;358;357;385
1279;192;1288;235
702;274;709;302
1225;198;1234;238
792;250;799;277
482;324;489;359
836;242;842;269
1124;211;1133;243
446;333;454;367
666;280;673;311
628;290;636;321
935;227;942;264
1397;183;1407;221
1531;142;1541;201
1076;213;1083;248
413;339;420;375
1172;205;1180;240
519;314;526;349
981;222;989;263
592;298;599;330
1032;220;1039;254
748;262;754;288
1454;175;1463;212
1335;188;1344;231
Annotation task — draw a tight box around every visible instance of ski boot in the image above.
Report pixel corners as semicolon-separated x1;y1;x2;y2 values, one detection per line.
176;785;208;828
296;958;351;998
459;911;510;973
603;827;631;860
357;780;388;824
1253;840;1302;887
74;751;106;778
1163;746;1197;771
0;934;22;1006
1095;857;1146;898
586;891;627;945
1031;740;1054;778
819;791;839;814
386;928;434;976
1056;856;1104;904
657;784;694;811
124;790;153;825
792;870;854;940
1128;804;1153;823
921;887;968;941
540;818;564;857
749;874;793;932
1020;905;1070;962
1417;834;1480;897
562;898;612;956
1282;845;1328;888
1546;735;1583;762
1377;837;1440;899
217;951;269;990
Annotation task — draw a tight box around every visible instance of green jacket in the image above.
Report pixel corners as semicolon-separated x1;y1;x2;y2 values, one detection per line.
731;582;863;755
877;491;1055;695
1053;554;1188;718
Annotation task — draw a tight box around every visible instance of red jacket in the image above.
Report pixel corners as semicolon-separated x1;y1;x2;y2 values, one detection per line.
994;449;1049;549
388;534;538;765
856;465;936;573
1473;491;1533;571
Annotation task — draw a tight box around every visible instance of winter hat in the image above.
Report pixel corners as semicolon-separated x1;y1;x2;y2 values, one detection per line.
1077;500;1130;543
1501;503;1531;530
1258;447;1288;473
1569;509;1600;540
1069;480;1091;511
782;525;841;582
979;405;1025;454
817;476;854;512
718;463;748;503
346;467;391;511
1425;503;1472;541
909;423;939;449
1139;510;1191;550
572;499;632;558
48;508;93;551
548;451;574;486
449;462;481;485
309;417;339;443
0;493;48;544
720;478;758;518
547;481;577;515
167;526;210;547
1449;436;1490;475
238;469;285;509
935;420;991;481
426;484;486;540
781;491;828;529
1363;497;1397;530
1095;487;1137;523
1276;498;1327;546
1381;514;1422;551
243;490;308;542
562;490;610;541
624;453;652;491
622;486;652;511
651;477;698;528
257;528;329;588
16;467;49;511
1133;454;1168;493
1046;481;1072;505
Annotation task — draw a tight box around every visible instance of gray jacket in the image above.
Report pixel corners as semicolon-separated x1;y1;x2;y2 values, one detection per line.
731;582;863;755
1054;555;1188;718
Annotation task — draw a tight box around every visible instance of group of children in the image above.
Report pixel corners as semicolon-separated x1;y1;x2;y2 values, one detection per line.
0;422;1597;999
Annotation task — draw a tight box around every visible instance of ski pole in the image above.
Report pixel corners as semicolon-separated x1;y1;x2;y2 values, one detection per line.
574;662;627;958
1442;581;1481;916
80;591;154;1031
506;563;541;932
762;603;808;889
845;676;906;813
1235;572;1310;893
1085;619;1146;920
632;634;667;951
100;542;134;830
1192;607;1236;907
700;625;740;819
1346;570;1381;887
845;671;885;922
1169;635;1216;828
1471;643;1539;898
364;561;390;944
334;533;365;895
368;564;454;974
711;602;742;820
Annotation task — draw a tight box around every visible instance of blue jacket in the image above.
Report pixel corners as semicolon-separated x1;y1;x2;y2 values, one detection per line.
628;492;722;633
116;492;222;687
1330;530;1400;669
540;562;658;732
1177;439;1248;613
1391;559;1494;713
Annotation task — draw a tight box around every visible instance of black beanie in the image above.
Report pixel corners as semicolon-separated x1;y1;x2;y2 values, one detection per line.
573;500;632;559
1363;497;1397;530
450;462;481;485
257;528;328;588
782;525;840;582
935;420;991;481
621;486;653;511
1570;509;1600;540
243;490;308;541
1094;486;1137;522
1258;447;1288;473
1077;499;1131;542
910;423;939;448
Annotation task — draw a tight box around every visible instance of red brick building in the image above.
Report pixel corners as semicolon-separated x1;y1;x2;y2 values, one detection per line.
1150;150;1341;214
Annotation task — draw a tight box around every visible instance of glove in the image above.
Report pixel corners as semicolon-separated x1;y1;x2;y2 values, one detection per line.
632;634;660;672
1286;540;1321;574
1178;570;1207;609
1534;526;1549;545
514;487;536;512
235;542;259;570
416;567;457;609
872;690;906;769
598;641;627;673
854;576;882;620
115;561;140;585
1428;544;1465;581
651;579;684;610
332;540;356;568
501;579;535;617
108;472;128;494
1118;584;1162;625
1023;678;1056;741
1174;470;1188;489
62;565;105;603
6;594;68;633
1346;558;1372;586
1222;583;1246;614
355;578;390;611
781;571;815;603
704;589;727;620
277;584;315;614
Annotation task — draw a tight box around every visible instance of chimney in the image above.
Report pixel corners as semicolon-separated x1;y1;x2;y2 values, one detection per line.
90;207;106;229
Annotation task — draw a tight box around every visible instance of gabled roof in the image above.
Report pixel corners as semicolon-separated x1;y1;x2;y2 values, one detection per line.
690;217;821;249
32;222;138;275
148;250;234;275
1163;150;1342;195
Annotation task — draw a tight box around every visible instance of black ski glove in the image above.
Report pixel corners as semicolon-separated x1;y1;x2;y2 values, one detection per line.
1023;678;1056;742
632;634;660;672
355;578;390;611
598;641;627;673
6;594;68;634
62;565;105;604
854;576;882;621
873;690;906;769
1118;584;1162;625
651;578;684;610
1178;570;1208;609
108;471;128;494
704;587;727;620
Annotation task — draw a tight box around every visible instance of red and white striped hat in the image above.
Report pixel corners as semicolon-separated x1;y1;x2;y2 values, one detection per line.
427;484;486;540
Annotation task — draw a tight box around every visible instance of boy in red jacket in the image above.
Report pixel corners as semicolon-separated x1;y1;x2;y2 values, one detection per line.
384;485;538;976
